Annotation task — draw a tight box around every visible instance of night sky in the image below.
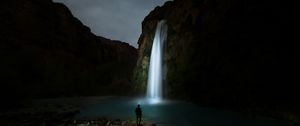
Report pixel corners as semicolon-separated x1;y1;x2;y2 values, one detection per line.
53;0;170;48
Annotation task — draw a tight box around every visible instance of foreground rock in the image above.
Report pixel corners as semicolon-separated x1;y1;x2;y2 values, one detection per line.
71;119;156;126
0;112;156;126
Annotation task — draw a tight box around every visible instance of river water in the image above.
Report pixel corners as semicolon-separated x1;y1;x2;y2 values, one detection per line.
35;96;291;126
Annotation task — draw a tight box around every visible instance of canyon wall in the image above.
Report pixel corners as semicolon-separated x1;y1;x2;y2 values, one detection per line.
134;0;298;122
0;0;137;108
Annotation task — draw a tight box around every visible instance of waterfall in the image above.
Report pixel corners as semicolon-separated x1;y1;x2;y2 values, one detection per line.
147;20;168;103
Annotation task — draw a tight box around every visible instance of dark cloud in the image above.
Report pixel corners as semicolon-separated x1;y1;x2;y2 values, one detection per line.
53;0;170;48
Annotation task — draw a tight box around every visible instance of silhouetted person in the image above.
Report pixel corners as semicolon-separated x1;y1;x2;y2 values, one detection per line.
135;104;142;125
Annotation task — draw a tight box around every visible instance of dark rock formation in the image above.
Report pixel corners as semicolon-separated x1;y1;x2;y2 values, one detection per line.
134;0;298;123
0;0;137;109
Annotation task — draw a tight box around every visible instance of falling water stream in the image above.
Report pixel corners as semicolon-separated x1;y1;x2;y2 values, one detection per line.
147;20;168;103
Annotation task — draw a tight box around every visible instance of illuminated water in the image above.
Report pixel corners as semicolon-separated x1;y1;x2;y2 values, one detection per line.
147;20;168;102
35;97;292;126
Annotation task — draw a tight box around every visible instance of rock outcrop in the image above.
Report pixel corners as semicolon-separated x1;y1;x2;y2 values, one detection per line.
0;0;137;108
134;0;298;123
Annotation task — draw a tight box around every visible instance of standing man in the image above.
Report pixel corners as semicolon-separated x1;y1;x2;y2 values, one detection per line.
135;104;142;125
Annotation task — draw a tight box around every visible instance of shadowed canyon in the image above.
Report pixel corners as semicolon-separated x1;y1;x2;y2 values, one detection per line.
0;0;298;125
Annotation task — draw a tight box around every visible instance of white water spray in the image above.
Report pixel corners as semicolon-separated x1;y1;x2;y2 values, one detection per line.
147;20;168;103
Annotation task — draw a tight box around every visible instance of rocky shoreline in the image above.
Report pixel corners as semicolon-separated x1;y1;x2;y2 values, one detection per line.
0;111;156;126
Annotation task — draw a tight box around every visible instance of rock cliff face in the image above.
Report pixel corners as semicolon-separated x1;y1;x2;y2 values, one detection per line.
0;0;137;108
135;0;298;122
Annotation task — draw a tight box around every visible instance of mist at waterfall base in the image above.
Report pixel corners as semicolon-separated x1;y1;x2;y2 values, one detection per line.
146;20;168;104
